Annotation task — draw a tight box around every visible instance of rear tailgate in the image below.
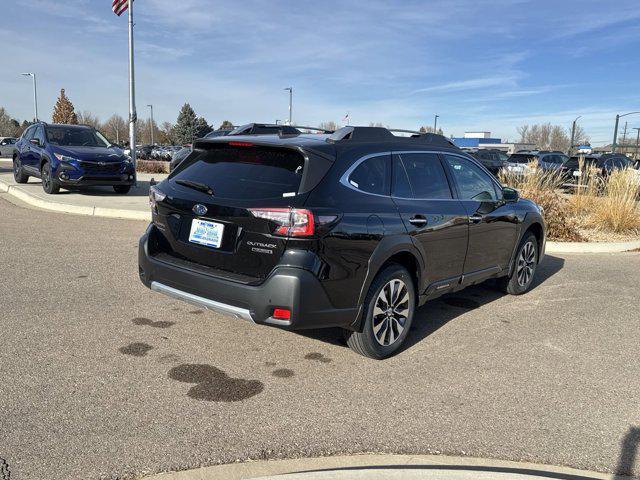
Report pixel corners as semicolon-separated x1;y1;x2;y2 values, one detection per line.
151;142;331;281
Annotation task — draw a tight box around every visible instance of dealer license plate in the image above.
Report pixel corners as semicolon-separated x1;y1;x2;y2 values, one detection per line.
189;219;224;248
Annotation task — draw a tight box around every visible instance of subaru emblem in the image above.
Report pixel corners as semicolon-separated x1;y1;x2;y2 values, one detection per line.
193;204;208;216
98;161;106;166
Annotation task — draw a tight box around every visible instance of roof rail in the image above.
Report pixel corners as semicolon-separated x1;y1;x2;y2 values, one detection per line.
327;126;457;147
290;125;335;134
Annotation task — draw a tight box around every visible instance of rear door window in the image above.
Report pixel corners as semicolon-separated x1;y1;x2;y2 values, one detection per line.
348;154;391;196
394;152;452;199
172;146;305;200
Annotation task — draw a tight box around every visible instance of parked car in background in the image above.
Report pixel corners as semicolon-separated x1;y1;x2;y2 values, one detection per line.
12;122;135;194
469;148;509;175
503;150;568;175
0;137;17;157
227;123;301;136
204;129;233;139
138;144;154;159
169;146;192;172
561;153;640;189
140;126;546;359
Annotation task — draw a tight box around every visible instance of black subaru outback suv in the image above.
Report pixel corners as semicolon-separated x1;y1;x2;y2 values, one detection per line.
139;127;545;359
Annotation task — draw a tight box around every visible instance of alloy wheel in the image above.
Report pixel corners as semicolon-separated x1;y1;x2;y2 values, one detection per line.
372;279;410;346
516;241;536;287
42;165;51;190
13;158;20;178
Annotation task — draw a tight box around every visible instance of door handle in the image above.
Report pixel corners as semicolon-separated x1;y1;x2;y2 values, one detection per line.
409;215;427;226
469;214;483;224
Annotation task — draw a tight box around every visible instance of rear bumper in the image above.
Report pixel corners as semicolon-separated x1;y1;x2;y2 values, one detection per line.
138;226;357;330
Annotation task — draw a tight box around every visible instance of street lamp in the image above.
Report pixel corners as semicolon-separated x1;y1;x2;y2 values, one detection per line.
612;111;640;153
21;73;38;122
633;127;640;160
147;104;154;145
568;115;581;157
284;87;292;125
433;114;439;133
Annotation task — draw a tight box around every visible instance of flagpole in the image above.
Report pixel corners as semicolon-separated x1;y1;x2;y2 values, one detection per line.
128;0;137;184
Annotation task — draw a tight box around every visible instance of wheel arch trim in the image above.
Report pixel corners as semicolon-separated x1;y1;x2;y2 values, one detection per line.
350;236;424;331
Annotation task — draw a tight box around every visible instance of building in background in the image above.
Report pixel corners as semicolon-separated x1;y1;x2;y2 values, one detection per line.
451;131;535;154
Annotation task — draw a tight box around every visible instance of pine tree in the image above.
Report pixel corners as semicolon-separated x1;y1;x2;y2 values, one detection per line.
194;117;212;138
219;120;234;130
172;103;198;144
52;89;78;124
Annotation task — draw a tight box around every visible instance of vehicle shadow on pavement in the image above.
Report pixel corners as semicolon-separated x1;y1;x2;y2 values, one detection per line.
614;426;640;478
294;255;565;353
403;254;565;353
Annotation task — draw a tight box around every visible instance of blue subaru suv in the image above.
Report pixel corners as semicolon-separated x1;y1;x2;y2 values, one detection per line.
12;122;135;194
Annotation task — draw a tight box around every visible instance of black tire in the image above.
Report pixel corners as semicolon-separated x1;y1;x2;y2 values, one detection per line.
497;232;538;295
41;161;60;194
344;263;416;359
13;156;29;183
113;185;131;194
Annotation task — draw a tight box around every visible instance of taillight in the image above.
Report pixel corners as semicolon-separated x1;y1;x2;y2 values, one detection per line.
149;185;166;209
249;208;314;237
228;141;254;147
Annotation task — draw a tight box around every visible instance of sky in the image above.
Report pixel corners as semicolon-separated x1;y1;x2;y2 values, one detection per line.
1;0;640;145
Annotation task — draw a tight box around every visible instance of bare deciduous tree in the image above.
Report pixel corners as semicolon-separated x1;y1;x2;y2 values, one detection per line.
318;121;338;131
0;108;21;137
158;121;174;144
76;110;101;129
103;114;127;144
419;125;444;135
516;123;588;151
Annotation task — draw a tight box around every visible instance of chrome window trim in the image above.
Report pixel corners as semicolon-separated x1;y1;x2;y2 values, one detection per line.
340;149;502;201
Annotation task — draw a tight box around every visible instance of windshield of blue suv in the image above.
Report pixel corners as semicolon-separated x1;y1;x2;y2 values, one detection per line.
45;126;111;148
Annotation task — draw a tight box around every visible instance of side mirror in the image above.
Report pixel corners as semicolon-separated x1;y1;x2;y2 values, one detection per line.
502;186;519;202
29;138;41;147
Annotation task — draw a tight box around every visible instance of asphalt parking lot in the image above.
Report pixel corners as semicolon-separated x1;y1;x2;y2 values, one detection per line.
0;195;639;480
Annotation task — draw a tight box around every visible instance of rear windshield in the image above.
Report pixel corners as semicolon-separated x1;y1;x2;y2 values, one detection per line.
171;146;305;200
507;154;536;164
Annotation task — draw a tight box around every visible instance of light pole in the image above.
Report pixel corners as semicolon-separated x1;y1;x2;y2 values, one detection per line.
633;127;640;160
569;115;581;157
21;73;38;122
612;111;640;153
284;87;292;125
433;114;439;133
147;104;154;145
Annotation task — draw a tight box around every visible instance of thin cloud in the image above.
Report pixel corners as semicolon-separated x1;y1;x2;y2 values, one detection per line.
410;76;519;95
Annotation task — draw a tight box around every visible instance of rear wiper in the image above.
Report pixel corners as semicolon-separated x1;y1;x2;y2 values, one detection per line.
175;179;214;195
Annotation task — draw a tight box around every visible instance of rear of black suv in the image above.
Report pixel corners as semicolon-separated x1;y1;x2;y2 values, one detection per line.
139;128;546;359
138;136;354;329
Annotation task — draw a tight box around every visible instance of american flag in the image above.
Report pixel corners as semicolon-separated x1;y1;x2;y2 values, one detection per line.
112;0;132;16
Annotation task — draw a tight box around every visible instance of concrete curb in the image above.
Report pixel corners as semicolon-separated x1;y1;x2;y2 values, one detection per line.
0;177;150;221
546;239;640;254
141;454;623;480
